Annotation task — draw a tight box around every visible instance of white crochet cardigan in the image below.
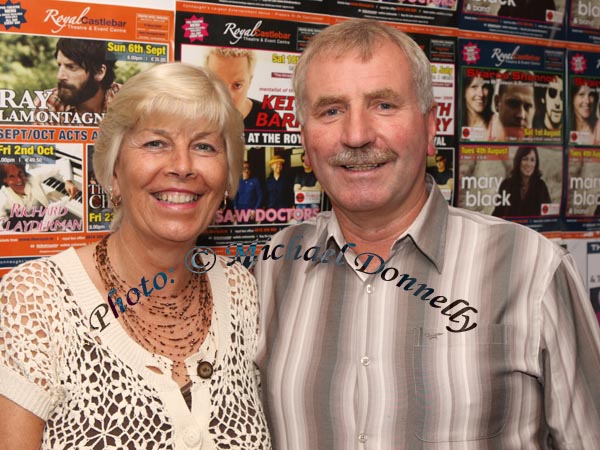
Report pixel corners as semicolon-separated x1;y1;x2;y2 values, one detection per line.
0;248;271;449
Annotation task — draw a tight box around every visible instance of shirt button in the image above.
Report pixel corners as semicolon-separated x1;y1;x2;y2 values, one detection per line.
360;356;370;366
182;426;201;447
358;432;368;443
366;284;373;294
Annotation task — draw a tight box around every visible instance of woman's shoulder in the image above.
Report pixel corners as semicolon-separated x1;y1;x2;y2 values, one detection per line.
1;249;80;312
2;253;63;288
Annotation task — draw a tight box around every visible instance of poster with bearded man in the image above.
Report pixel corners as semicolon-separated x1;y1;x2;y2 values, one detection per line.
0;35;166;127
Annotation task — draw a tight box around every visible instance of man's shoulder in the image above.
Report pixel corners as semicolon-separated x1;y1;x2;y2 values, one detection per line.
447;205;565;255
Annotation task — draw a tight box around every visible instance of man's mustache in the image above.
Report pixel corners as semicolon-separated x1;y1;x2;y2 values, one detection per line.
57;81;76;90
328;147;397;166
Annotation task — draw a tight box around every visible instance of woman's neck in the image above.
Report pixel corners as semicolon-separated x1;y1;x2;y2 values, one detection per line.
107;228;195;296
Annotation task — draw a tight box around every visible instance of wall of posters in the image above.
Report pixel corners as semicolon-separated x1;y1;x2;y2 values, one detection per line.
457;39;565;230
176;2;329;247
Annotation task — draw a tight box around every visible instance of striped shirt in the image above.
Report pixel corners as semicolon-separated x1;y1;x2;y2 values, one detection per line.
255;177;600;450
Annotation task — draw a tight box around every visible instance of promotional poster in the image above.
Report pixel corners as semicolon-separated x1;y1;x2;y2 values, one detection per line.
565;146;600;231
568;0;600;46
176;2;329;247
458;144;562;231
412;33;457;204
178;0;326;14
567;50;600;147
561;232;600;325
0;0;173;275
332;0;458;29
459;0;566;42
459;40;565;145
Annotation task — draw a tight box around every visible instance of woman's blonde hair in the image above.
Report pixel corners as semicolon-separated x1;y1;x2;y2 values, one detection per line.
93;62;244;229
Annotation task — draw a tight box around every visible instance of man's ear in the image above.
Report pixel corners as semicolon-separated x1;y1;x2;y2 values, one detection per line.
94;64;107;82
426;105;437;157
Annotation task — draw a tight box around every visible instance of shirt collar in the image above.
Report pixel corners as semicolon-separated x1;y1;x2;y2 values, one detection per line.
306;174;448;274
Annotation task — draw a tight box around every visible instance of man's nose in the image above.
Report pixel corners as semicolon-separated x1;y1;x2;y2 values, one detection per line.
57;66;68;81
341;108;375;149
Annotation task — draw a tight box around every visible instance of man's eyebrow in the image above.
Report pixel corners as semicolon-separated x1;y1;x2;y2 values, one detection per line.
365;88;402;103
312;95;347;110
311;89;402;111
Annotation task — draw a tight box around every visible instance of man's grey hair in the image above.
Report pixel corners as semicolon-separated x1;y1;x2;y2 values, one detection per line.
293;19;434;124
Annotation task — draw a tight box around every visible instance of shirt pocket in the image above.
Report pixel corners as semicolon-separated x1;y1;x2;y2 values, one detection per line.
412;325;510;443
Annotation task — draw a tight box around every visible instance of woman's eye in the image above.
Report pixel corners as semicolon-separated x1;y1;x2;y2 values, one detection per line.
144;140;164;148
195;143;216;152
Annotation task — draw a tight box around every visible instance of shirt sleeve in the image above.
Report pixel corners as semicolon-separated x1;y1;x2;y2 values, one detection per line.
0;259;66;420
541;252;600;449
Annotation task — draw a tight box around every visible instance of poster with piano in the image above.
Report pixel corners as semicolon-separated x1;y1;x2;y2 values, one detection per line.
176;2;330;248
0;0;173;275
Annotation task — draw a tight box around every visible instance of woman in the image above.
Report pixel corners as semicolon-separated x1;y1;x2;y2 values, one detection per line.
462;75;492;132
570;83;598;144
0;63;271;449
492;146;551;217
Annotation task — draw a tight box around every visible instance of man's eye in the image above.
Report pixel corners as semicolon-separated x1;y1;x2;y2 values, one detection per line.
324;108;339;116
379;102;393;110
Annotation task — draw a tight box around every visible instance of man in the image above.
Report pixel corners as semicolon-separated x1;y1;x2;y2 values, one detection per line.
234;161;263;221
488;76;535;141
204;47;285;131
36;38;120;125
534;76;563;131
265;155;293;210
293;152;321;210
255;19;600;449
426;152;453;185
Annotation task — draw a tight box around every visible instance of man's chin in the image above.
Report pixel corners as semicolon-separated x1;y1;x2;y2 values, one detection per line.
57;90;75;104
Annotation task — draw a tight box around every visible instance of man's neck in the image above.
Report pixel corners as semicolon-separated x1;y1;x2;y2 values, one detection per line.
333;187;429;263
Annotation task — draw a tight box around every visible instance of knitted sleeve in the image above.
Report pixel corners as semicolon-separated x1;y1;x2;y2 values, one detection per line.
0;258;67;420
